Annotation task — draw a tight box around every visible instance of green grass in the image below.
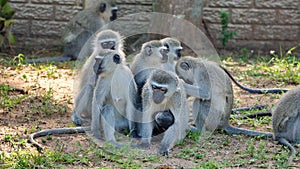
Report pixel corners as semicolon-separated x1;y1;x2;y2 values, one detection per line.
0;52;299;168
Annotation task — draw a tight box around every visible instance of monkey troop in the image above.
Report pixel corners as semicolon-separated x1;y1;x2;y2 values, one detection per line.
29;28;297;162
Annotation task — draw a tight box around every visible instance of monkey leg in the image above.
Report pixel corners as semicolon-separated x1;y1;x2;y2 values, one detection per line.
72;84;93;126
91;104;102;139
101;105;123;148
135;122;153;150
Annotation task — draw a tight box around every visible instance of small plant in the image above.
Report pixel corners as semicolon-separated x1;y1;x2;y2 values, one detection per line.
220;11;237;47
0;0;16;49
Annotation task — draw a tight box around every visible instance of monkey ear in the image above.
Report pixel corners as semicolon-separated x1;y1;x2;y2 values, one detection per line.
145;46;152;56
99;3;106;13
113;54;121;64
180;62;190;71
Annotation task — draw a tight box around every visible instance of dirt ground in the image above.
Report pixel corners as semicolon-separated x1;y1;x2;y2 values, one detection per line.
0;55;299;168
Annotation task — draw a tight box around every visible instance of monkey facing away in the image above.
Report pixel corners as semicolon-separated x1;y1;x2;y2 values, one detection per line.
72;30;125;126
272;85;300;165
135;69;189;155
175;56;273;137
91;49;139;143
26;0;118;63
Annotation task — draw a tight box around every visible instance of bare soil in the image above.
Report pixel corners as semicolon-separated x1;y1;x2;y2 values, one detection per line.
0;58;299;168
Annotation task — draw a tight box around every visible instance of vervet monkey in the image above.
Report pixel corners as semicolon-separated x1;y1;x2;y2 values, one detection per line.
175;56;273;137
29;49;137;150
91;49;139;142
272;85;300;165
135;69;189;155
72;30;124;126
160;37;182;72
26;0;118;63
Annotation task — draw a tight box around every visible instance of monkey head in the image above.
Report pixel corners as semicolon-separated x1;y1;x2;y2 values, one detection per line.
92;0;118;22
93;49;122;75
95;30;123;51
148;69;179;104
160;37;182;61
175;56;197;85
141;40;169;64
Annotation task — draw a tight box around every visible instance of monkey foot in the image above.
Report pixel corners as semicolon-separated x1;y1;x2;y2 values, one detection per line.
158;148;169;156
71;112;82;126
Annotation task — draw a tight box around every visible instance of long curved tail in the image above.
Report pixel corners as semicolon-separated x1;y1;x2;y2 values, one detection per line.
220;66;289;94
277;137;297;166
225;125;273;138
29;126;90;151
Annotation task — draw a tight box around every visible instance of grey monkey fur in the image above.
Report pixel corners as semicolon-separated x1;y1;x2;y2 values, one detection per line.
136;69;189;155
272;85;300;165
175;56;273;137
72;30;124;126
91;49;138;144
26;0;118;63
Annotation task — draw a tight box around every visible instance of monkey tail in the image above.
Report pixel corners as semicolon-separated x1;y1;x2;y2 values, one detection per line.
26;56;72;64
277;137;297;166
220;66;289;94
224;126;273;138
28;126;90;152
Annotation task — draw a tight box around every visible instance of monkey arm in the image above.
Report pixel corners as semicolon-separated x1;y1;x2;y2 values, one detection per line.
183;82;210;100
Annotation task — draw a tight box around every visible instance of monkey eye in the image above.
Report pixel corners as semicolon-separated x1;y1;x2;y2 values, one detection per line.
113;54;121;64
151;85;158;90
180;62;190;71
99;3;106;13
108;41;116;50
160;87;168;93
101;42;109;49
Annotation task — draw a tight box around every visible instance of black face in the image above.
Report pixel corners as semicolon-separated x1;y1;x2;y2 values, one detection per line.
152;84;168;104
113;54;121;64
176;49;181;59
93;57;103;75
110;5;117;21
99;3;106;13
101;41;116;50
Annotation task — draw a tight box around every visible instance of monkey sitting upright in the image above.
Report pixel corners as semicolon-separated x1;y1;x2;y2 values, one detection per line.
272;85;300;165
135;69;189;155
27;0;118;63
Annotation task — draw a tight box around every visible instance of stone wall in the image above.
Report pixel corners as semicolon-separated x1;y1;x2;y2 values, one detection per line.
7;0;300;55
203;0;300;53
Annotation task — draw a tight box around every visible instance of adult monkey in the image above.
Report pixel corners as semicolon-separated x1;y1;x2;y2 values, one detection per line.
272;85;300;165
175;56;273;137
30;50;138;150
135;69;189;156
26;0;118;63
72;29;124;126
91;49;138;143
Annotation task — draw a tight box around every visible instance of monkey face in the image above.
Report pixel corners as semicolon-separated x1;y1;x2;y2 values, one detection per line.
93;50;122;75
98;1;118;21
101;41;116;50
151;84;168;104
